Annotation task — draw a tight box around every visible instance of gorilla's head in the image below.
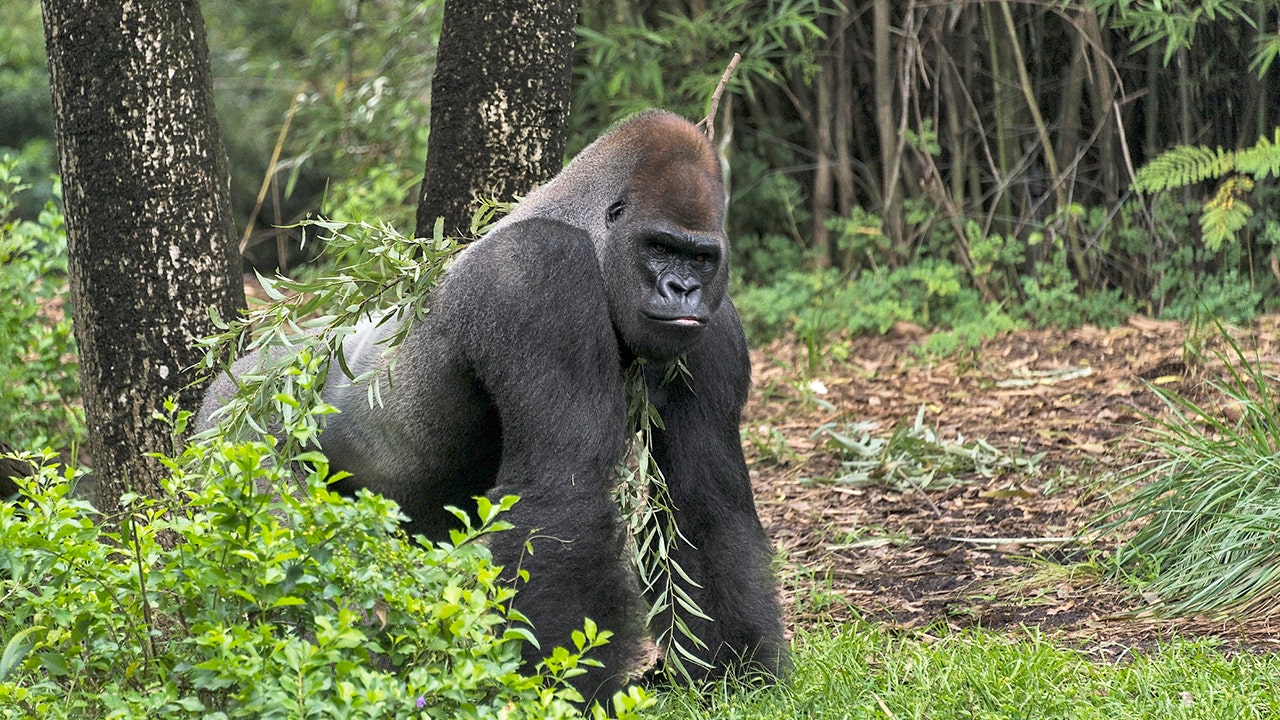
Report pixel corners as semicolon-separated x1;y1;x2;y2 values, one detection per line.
598;114;728;362
503;111;730;363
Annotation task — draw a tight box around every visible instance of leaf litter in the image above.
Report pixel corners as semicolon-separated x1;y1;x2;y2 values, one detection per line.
746;314;1280;659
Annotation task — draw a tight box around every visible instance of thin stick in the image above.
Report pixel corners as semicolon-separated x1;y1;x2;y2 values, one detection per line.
241;84;305;254
895;467;943;518
700;53;741;143
948;536;1076;545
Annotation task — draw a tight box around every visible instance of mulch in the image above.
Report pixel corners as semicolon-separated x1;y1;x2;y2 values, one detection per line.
746;314;1280;658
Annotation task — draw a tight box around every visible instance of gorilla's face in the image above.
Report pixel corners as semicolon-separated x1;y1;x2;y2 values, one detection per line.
550;111;730;363
603;200;729;362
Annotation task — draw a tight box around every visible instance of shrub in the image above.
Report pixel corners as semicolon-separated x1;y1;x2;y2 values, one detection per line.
0;408;641;718
1158;268;1265;325
915;308;1022;359
734;261;998;347
0;158;82;452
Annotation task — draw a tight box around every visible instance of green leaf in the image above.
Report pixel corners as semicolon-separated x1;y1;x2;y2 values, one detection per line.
1133;144;1235;193
0;625;42;681
37;651;68;677
503;627;538;646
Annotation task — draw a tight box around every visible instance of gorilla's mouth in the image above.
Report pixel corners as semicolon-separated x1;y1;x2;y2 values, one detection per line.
645;313;707;328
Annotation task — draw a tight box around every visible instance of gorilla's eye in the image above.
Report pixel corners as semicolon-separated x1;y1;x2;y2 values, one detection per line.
606;199;626;226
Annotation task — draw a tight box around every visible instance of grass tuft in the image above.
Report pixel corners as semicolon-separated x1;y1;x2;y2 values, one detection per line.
1100;327;1280;618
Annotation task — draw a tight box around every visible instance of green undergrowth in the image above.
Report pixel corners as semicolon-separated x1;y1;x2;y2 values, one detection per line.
732;190;1280;358
0;418;647;719
649;622;1280;719
0;157;82;453
1100;328;1280;618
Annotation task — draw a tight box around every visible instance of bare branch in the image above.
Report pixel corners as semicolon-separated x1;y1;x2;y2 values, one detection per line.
699;53;741;143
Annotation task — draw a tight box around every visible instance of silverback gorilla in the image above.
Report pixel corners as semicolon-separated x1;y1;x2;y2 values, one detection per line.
197;110;785;703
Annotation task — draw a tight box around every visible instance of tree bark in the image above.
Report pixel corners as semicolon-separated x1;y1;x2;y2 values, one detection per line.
982;2;1018;239
1057;32;1086;185
415;0;580;239
872;0;903;255
41;0;244;511
833;17;855;220
812;61;834;268
1081;8;1118;206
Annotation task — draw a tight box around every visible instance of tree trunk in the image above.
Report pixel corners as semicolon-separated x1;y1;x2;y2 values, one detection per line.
812;61;834;268
939;16;967;215
872;0;903;255
1057;32;1086;185
41;0;244;511
833;17;855;222
1081;8;1118;206
961;13;983;230
982;2;1018;239
415;0;580;239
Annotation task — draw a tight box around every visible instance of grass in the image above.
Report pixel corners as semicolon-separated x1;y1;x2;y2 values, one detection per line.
1100;330;1280;618
649;622;1280;719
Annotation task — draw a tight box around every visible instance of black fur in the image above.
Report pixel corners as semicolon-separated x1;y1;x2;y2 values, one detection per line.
198;111;785;703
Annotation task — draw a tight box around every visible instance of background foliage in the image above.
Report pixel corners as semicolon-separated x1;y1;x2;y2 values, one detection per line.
0;160;80;452
5;0;1279;340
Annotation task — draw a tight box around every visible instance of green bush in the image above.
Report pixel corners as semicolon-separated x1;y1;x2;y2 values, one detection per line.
734;261;1000;346
1084;192;1279;323
0;158;82;452
733;269;827;343
732;231;809;289
915;308;1022;359
1159;267;1266;324
0;410;643;718
732;185;1280;353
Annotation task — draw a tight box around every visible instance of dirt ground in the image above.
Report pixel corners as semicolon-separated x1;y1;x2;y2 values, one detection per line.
745;314;1280;659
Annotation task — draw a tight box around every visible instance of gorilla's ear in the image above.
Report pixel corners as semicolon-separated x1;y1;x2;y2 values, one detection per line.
606;199;626;227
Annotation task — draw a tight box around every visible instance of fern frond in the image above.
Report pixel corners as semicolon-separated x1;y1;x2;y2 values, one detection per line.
1199;176;1254;252
1133;129;1280;249
1234;129;1280;180
1134;144;1235;193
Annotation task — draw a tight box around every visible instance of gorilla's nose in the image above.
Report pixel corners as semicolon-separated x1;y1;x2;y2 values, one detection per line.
661;274;701;301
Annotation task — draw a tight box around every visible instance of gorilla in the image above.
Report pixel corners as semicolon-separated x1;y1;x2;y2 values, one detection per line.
197;110;785;703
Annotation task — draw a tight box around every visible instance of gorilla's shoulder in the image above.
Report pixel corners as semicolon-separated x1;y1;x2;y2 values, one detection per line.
457;217;598;275
486;217;590;249
445;217;603;303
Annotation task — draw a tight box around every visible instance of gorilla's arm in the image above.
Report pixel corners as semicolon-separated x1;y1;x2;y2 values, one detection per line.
647;301;787;680
450;219;646;703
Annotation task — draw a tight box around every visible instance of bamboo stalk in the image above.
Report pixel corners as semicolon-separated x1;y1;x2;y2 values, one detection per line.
998;0;1091;284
